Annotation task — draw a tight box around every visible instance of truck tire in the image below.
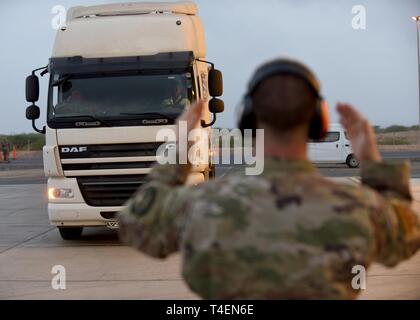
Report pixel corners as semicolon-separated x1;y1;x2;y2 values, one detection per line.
58;227;83;240
209;164;216;179
346;154;359;168
204;165;216;181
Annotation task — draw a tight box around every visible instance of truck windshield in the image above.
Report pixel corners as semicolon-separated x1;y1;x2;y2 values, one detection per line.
48;71;195;127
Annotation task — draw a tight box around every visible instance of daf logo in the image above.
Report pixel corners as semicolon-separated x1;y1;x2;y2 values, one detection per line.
142;119;169;125
75;121;101;127
61;147;88;153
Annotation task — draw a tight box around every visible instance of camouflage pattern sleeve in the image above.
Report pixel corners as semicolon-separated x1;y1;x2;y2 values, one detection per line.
361;161;420;266
117;163;192;259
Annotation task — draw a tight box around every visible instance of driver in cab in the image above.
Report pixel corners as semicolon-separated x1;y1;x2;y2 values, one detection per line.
55;87;99;116
162;79;190;110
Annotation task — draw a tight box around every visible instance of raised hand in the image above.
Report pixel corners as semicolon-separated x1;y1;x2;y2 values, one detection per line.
175;100;206;167
177;99;205;134
336;103;381;163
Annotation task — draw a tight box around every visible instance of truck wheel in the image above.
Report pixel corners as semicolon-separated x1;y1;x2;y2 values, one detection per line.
58;227;83;240
204;165;216;181
209;165;216;179
204;168;210;181
346;154;359;168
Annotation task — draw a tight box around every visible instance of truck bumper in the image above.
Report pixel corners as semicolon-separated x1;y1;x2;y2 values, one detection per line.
48;177;120;227
47;172;205;227
48;202;122;227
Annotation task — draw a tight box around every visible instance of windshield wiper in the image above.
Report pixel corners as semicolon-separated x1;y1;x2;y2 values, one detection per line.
52;115;112;127
51;74;73;87
119;112;178;121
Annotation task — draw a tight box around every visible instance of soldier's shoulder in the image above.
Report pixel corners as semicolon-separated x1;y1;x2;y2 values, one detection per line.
194;171;379;207
309;175;382;209
198;172;270;195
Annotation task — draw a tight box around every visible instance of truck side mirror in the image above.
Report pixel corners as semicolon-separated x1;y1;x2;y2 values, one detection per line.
26;75;40;103
26;105;41;120
208;69;223;97
209;98;224;114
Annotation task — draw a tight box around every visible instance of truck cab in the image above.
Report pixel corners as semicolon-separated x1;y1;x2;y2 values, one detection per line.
24;1;224;240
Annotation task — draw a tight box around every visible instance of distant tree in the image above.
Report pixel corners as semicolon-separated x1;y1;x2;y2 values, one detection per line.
383;125;410;133
373;126;382;134
0;133;45;151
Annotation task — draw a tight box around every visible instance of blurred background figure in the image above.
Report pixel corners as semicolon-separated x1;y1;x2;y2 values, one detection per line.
1;140;10;162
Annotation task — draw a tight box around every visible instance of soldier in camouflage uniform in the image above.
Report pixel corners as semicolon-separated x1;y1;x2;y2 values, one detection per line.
1;140;10;162
118;59;420;299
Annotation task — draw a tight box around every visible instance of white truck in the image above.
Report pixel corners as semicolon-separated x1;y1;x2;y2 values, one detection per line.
24;1;224;240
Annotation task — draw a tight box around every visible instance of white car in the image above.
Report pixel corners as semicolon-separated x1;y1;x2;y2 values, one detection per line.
308;124;359;168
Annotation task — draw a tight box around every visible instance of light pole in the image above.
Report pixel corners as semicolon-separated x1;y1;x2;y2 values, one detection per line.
412;16;420;143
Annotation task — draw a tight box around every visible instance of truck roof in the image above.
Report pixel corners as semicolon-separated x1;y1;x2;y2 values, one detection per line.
52;1;205;59
67;1;198;21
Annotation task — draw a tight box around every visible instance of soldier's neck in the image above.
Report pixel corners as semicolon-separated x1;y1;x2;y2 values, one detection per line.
263;126;308;161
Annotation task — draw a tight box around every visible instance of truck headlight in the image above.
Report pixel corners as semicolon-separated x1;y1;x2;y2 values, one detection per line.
48;188;74;199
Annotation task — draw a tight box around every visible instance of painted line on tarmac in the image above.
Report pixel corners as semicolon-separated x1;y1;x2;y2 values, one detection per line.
217;166;234;178
0;227;56;255
349;177;361;183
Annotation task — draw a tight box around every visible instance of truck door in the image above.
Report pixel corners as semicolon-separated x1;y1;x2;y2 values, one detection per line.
316;131;341;162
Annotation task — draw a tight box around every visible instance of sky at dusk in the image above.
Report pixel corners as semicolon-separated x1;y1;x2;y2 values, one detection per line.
1;0;420;133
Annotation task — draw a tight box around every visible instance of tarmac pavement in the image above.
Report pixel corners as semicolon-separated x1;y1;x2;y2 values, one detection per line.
1;152;420;299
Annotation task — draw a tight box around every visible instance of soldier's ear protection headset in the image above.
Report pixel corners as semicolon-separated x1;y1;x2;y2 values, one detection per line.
238;59;329;141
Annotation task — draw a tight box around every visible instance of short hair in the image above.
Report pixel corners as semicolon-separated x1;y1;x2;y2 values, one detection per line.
252;74;318;132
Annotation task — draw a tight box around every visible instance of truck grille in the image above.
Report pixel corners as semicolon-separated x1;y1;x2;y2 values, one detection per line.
59;142;164;159
60;143;164;206
62;161;155;171
77;175;147;207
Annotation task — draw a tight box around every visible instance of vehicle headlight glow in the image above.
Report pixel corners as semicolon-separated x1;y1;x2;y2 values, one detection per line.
48;188;74;199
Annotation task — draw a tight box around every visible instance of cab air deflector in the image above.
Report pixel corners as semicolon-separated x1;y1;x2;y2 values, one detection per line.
49;51;194;75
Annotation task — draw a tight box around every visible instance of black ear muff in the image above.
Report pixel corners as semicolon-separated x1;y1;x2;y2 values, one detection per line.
238;94;257;135
308;99;329;141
